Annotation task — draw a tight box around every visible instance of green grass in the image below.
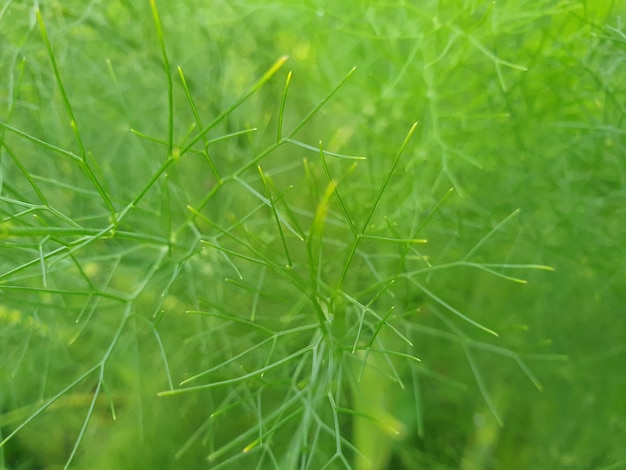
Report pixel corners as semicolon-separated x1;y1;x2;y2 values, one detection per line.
1;1;625;469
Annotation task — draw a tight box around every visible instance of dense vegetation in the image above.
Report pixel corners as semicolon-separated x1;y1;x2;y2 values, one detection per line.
1;1;624;469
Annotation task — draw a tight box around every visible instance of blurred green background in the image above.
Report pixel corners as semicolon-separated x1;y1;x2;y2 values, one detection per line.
1;1;625;469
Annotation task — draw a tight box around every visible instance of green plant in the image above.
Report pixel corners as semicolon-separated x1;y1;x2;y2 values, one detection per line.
1;1;624;469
